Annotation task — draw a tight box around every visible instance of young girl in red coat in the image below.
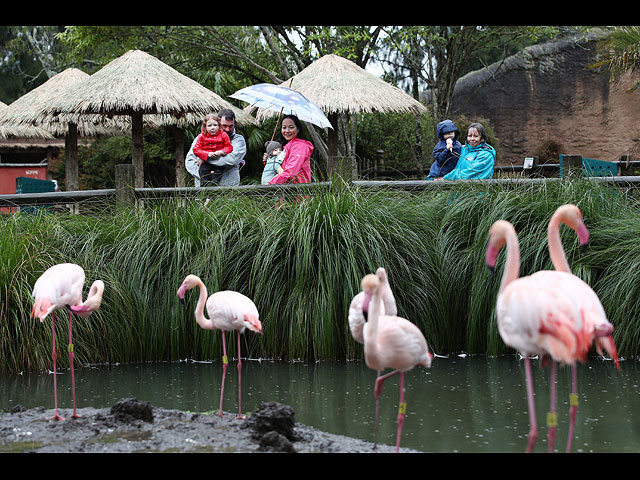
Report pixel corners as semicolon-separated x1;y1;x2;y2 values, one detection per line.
193;114;233;186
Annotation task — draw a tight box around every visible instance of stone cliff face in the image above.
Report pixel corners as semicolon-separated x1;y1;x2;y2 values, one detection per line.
441;30;640;166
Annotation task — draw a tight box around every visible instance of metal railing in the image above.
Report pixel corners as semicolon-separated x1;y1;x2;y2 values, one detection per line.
2;176;640;213
2;156;640;213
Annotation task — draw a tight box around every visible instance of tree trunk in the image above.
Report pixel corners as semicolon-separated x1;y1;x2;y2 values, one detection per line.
174;126;186;187
64;123;78;191
327;112;339;177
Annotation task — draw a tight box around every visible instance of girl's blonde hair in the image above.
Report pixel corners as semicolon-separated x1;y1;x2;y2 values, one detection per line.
201;113;219;135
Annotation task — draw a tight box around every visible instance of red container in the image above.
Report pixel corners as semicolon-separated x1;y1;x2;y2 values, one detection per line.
0;163;50;214
0;163;49;194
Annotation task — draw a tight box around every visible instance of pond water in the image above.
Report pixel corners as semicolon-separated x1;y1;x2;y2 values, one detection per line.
1;355;638;453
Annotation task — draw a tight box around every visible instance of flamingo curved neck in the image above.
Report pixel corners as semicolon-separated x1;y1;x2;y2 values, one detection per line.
381;282;397;316
547;217;572;273
363;287;382;360
499;228;521;294
193;279;215;330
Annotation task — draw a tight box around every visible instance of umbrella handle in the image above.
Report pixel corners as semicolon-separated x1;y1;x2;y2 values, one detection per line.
270;78;294;141
271;107;284;141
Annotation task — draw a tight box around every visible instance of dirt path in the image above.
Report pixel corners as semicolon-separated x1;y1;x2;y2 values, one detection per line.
0;398;419;453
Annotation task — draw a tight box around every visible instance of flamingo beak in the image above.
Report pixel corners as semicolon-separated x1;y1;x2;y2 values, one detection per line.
485;244;499;274
577;223;590;255
177;284;187;301
362;291;371;321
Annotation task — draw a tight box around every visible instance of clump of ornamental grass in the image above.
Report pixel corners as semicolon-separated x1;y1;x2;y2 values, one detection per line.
1;179;639;372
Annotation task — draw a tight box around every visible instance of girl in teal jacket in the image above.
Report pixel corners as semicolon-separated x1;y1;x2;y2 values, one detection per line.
443;122;495;180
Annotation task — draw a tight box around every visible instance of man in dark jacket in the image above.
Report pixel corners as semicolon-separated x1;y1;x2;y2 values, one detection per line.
428;119;461;178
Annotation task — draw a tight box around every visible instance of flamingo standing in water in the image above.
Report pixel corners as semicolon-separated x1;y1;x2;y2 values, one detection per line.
485;217;619;453
31;263;105;420
360;270;432;452
544;204;620;452
177;274;262;419
348;267;397;449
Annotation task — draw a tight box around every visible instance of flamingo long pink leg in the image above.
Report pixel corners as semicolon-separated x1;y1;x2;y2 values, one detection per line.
547;361;558;452
566;364;578;453
373;369;399;450
50;312;64;421
68;310;80;419
373;370;381;450
524;357;538;453
218;331;228;417
236;332;246;419
395;372;406;453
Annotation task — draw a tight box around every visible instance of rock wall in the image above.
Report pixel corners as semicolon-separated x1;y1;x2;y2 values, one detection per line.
444;30;640;166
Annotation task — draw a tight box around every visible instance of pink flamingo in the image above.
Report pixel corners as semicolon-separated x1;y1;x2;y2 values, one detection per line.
177;274;262;419
545;204;620;452
360;269;432;452
485;218;619;453
30;263;105;420
348;267;397;449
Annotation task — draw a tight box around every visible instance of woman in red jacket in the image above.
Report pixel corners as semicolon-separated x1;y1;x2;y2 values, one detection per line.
268;115;314;185
193;114;233;186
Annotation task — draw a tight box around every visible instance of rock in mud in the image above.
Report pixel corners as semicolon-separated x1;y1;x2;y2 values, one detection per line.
243;401;302;452
110;398;154;423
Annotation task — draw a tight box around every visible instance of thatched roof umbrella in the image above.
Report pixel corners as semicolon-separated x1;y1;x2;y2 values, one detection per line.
0;101;55;140
0;69;126;190
253;54;428;175
43;50;242;187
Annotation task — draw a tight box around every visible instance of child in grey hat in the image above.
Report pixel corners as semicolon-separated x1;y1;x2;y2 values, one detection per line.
261;140;285;185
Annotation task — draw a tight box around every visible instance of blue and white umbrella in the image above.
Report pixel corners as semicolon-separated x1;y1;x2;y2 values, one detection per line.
230;83;333;130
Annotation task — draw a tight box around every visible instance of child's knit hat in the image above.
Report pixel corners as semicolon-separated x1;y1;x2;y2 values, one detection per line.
265;141;283;156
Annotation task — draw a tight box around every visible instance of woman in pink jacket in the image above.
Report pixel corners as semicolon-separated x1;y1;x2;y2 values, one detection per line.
269;115;314;185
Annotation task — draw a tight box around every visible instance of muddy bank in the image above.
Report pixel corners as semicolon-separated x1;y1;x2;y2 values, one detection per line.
0;398;420;453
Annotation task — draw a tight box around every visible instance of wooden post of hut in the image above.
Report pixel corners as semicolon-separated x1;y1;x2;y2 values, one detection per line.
132;112;144;188
327;112;339;178
333;155;355;183
115;163;135;205
65;122;79;191
174;125;186;188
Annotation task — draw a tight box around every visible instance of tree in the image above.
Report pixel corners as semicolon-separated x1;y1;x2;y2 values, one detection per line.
377;26;561;133
58;26;384;176
593;26;640;91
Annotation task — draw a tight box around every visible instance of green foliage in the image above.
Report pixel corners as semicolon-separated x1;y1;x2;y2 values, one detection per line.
2;180;639;373
593;26;640;91
356;112;435;172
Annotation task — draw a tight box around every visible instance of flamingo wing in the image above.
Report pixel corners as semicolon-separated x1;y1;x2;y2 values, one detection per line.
31;263;85;320
375;315;431;371
348;292;366;344
498;270;598;363
207;291;261;333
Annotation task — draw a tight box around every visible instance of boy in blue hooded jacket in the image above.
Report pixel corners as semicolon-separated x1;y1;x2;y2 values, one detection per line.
428;119;462;178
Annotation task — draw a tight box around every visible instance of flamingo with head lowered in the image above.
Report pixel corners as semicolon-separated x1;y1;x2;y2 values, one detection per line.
31;263;105;420
360;269;432;452
485;212;619;453
177;274;262;419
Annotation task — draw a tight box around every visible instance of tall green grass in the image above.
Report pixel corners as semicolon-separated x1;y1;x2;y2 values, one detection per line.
2;180;639;372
